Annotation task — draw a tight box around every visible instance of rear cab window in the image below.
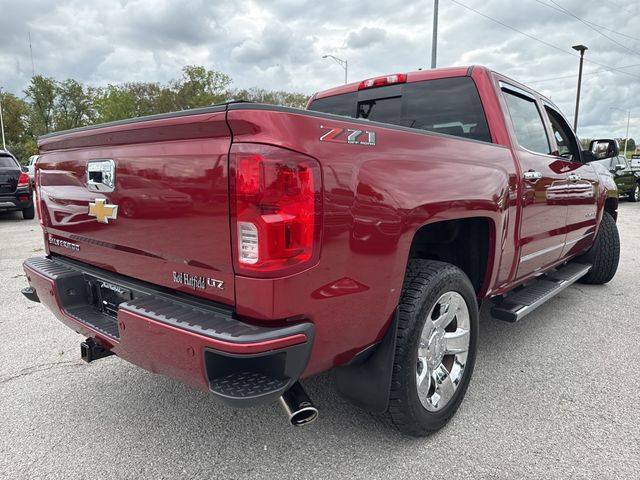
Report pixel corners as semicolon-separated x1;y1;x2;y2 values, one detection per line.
0;155;19;168
308;76;492;143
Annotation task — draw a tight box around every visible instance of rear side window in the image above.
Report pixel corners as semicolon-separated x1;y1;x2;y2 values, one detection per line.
309;92;357;118
309;77;491;143
502;90;550;155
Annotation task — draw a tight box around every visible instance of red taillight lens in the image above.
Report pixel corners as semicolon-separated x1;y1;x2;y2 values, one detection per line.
230;144;322;277
18;172;30;187
358;73;407;90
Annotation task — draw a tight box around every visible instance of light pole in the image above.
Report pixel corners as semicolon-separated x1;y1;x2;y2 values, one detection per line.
572;44;588;132
431;0;439;68
322;55;348;84
0;87;6;151
610;107;631;155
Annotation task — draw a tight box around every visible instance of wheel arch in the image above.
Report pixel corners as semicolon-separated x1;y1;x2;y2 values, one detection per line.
407;216;496;297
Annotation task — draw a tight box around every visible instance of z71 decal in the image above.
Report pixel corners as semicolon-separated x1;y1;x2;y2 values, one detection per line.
319;125;376;146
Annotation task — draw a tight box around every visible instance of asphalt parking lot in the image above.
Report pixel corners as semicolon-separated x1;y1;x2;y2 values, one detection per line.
1;204;638;479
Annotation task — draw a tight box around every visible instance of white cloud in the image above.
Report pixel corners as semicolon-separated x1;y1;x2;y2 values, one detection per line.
1;0;639;138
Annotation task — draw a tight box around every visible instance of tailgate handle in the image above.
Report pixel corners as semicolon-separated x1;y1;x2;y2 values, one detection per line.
87;159;116;192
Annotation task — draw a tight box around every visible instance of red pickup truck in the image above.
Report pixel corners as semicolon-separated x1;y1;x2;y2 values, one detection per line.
22;66;620;436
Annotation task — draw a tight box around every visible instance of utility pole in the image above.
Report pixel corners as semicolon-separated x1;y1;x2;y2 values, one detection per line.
624;110;630;155
431;0;439;69
29;31;35;77
0;87;6;151
572;44;587;132
610;107;631;155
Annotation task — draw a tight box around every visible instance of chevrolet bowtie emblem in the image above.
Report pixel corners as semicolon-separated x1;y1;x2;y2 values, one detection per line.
88;198;118;224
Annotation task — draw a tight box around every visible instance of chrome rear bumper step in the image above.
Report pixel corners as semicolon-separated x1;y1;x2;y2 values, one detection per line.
491;263;591;322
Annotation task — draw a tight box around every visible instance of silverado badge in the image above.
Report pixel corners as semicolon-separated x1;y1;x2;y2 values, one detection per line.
88;198;118;224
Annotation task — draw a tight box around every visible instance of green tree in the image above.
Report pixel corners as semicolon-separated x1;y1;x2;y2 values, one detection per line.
55;79;95;130
173;65;232;109
233;87;309;108
24;75;57;135
0;92;34;161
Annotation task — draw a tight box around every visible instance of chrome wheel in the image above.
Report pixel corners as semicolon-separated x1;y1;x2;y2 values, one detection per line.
416;291;470;412
634;184;639;202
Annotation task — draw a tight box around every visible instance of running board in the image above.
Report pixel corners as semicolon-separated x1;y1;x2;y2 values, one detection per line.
491;263;591;322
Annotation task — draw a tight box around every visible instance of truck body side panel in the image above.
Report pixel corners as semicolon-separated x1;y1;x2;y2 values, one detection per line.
226;107;516;375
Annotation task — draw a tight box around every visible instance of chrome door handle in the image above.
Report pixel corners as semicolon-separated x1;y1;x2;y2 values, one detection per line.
523;170;542;182
567;173;581;182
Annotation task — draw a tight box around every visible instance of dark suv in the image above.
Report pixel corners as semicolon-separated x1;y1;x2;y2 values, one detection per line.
594;155;640;202
0;150;35;219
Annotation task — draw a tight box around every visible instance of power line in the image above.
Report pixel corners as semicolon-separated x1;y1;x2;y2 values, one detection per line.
549;0;640;58
447;0;640;81
532;0;640;43
527;62;640;84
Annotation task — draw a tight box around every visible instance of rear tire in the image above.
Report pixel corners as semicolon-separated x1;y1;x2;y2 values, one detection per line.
387;259;478;436
577;212;620;284
22;204;35;220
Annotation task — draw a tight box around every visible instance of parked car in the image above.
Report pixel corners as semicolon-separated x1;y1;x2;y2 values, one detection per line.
593;155;640;202
22;66;620;436
0;150;34;219
27;155;40;186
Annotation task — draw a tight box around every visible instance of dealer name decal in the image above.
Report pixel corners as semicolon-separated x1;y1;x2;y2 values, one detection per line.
172;271;224;290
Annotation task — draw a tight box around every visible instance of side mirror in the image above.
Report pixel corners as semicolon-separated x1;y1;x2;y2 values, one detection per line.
588;139;619;160
615;164;625;171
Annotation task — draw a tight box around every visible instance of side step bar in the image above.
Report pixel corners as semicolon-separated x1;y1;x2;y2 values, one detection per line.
491;262;591;322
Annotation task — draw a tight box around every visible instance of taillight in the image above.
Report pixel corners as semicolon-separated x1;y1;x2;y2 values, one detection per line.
17;172;30;187
230;143;322;277
358;73;407;90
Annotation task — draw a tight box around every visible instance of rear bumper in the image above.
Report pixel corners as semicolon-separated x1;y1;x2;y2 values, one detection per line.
0;189;33;211
22;255;314;407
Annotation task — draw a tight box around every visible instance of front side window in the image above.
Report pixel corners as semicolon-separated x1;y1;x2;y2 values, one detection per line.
544;106;580;162
502;90;550;155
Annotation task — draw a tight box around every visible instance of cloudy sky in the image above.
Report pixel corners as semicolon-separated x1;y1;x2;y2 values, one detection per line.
1;0;639;139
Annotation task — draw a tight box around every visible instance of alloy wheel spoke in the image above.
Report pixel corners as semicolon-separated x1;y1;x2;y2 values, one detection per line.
432;364;456;407
443;329;470;355
433;293;459;330
416;356;431;395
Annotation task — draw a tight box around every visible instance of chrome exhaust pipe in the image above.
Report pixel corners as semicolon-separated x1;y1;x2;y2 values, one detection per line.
279;382;318;426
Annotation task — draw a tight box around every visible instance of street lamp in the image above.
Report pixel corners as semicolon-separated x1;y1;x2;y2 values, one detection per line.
0;87;6;150
610;107;631;155
431;0;439;68
322;55;348;84
572;44;588;132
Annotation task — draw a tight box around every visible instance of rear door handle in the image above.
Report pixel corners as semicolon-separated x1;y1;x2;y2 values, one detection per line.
567;173;581;182
523;170;542;182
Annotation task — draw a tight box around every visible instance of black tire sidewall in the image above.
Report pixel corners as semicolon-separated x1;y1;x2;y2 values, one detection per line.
22;204;35;220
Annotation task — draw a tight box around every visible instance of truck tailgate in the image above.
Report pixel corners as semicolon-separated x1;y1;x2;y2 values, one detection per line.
37;108;235;305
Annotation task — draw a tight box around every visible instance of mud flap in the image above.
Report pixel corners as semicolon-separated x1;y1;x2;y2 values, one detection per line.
334;308;398;414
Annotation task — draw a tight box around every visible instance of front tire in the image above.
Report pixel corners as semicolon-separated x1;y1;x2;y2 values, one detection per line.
387;260;479;436
577;212;620;284
630;183;639;203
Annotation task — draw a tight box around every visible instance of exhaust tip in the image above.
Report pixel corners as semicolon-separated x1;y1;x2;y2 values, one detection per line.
279;382;318;427
289;405;319;426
